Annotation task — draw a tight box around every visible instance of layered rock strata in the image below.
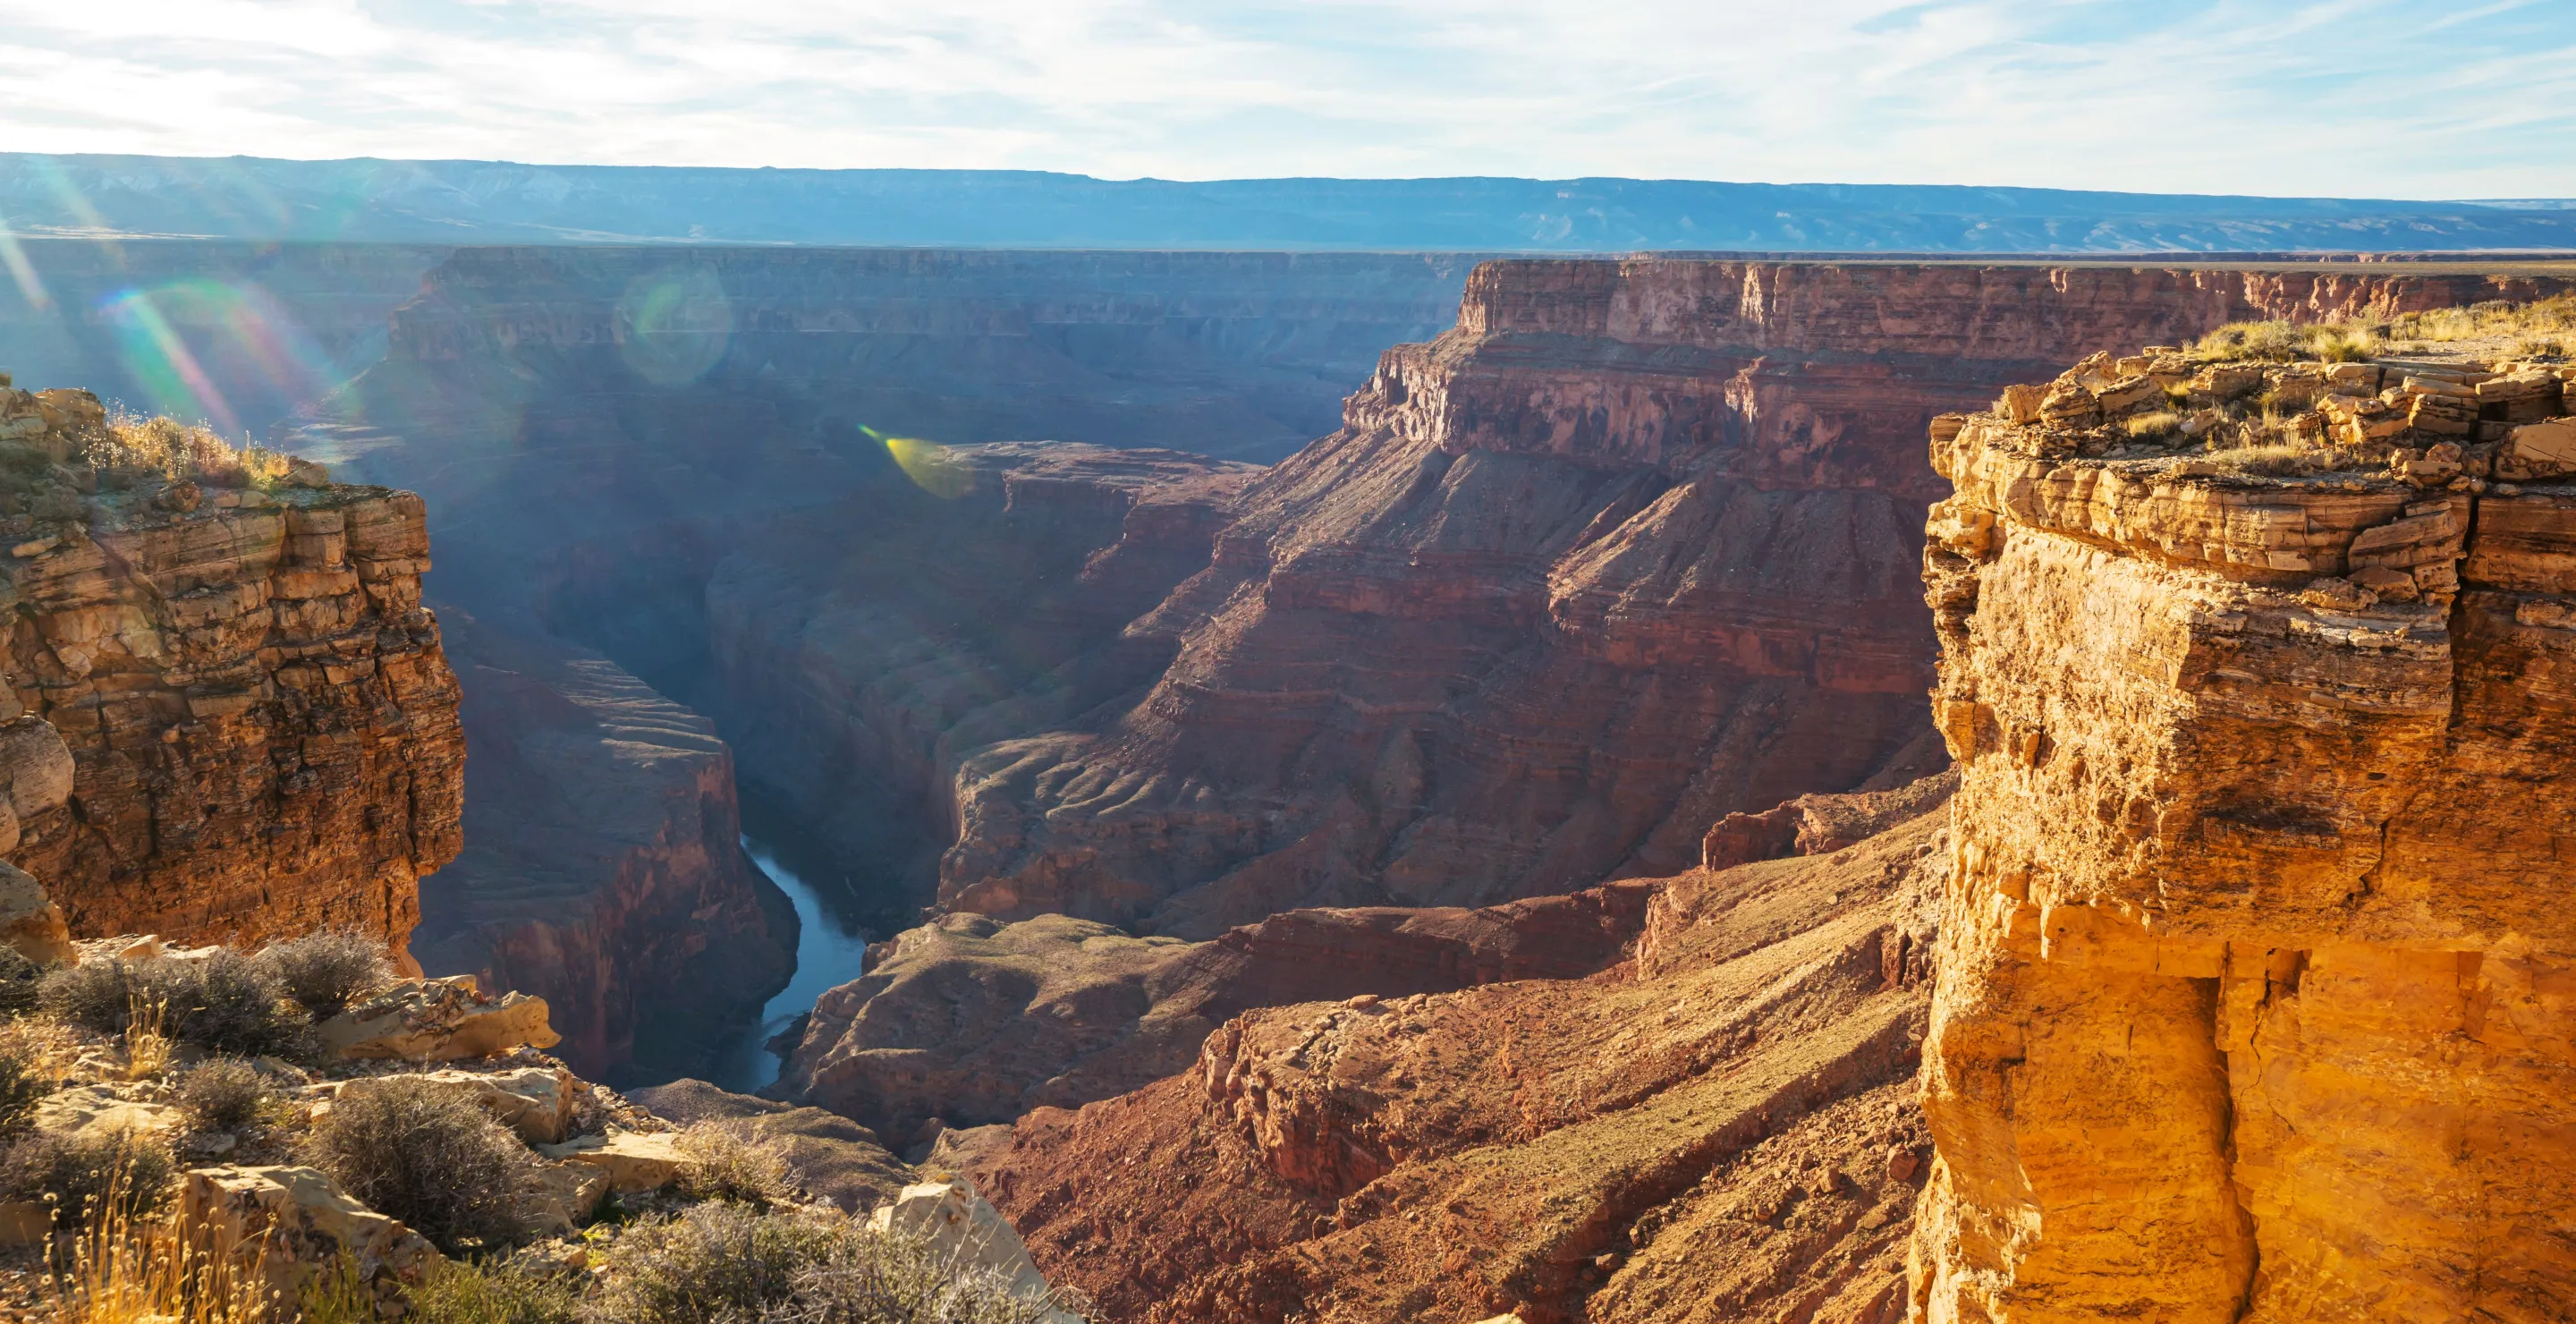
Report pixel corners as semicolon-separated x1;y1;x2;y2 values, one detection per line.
772;880;1651;1142
0;381;461;958
944;260;2576;936
1911;352;2576;1320
966;805;1946;1324
411;611;792;1082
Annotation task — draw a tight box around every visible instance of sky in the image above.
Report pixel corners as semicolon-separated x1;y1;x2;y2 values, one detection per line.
0;0;2570;199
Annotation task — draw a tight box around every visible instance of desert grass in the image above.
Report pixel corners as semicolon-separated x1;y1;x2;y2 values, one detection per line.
47;1162;275;1324
83;410;296;488
121;995;171;1082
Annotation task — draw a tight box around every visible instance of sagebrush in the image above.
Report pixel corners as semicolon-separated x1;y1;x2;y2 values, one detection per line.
253;928;394;1016
303;1077;535;1254
41;954;314;1060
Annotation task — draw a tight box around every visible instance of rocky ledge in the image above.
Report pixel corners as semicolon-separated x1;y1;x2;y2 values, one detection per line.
0;378;461;962
1912;342;2576;1320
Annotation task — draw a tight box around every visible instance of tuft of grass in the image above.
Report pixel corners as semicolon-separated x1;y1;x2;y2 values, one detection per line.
2125;411;2183;443
175;1059;270;1133
674;1121;794;1209
405;1255;581;1324
123;995;172;1082
81;411;296;488
251;929;394;1018
48;1164;275;1324
301;1076;535;1254
2383;293;2576;347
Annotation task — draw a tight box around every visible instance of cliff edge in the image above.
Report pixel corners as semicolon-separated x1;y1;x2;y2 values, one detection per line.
1912;337;2576;1320
0;378;462;962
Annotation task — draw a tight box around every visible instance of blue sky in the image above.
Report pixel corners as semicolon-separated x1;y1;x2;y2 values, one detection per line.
0;0;2569;197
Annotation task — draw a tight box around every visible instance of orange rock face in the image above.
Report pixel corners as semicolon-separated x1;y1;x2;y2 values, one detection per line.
0;392;461;959
1912;369;2576;1319
939;259;2575;938
966;806;1948;1324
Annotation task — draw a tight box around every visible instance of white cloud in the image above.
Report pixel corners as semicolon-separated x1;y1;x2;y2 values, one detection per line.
0;0;2568;197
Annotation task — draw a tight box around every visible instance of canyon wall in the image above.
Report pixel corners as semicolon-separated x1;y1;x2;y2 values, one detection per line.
935;259;2576;938
0;382;461;958
1911;370;2576;1318
411;611;792;1082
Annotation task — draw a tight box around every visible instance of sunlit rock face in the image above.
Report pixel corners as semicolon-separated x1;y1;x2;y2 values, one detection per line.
1911;375;2576;1321
936;259;2572;937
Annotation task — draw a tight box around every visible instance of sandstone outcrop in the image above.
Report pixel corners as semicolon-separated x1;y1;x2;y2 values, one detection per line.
316;975;560;1061
938;260;2557;935
0;383;461;960
773;881;1651;1142
1911;344;2576;1320
966;808;1945;1323
182;1164;438;1308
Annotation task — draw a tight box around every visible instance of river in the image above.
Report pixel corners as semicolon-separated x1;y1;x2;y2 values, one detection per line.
701;831;881;1092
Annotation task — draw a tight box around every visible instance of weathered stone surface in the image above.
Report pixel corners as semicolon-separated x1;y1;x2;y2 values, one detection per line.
331;1065;578;1144
774;882;1655;1143
0;716;72;858
1912;356;2576;1322
316;976;560;1061
30;1083;181;1138
533;1127;684;1194
967;811;1946;1324
0;437;461;961
629;1078;914;1213
521;1159;611;1237
180;1164;437;1303
869;1180;1078;1322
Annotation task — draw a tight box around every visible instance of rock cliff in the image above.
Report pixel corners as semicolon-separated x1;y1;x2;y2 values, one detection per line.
411;611;792;1082
0;379;461;959
1911;345;2576;1320
939;260;2574;937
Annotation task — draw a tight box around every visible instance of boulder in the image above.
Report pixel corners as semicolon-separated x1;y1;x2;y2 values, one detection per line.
0;862;72;967
333;1065;579;1143
180;1164;437;1305
317;976;560;1061
534;1128;684;1194
0;717;72;860
869;1180;1078;1321
521;1159;612;1237
30;1084;182;1138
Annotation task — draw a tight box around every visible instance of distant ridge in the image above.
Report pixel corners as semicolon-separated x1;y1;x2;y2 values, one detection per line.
5;153;2573;253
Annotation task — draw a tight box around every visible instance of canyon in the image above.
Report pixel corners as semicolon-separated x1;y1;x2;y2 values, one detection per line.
8;228;2576;1321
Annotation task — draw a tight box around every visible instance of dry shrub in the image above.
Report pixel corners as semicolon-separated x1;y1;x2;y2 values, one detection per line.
175;1059;269;1133
0;945;47;1019
0;1013;82;1082
302;1076;535;1254
2207;443;2339;477
2385;293;2576;346
674;1121;794;1208
0;1129;179;1229
251;929;394;1017
595;1203;1073;1324
0;1040;47;1137
39;955;313;1060
122;995;172;1082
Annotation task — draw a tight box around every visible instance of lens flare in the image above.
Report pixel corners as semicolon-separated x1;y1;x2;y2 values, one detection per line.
0;216;50;312
862;425;973;499
96;278;337;435
615;266;733;388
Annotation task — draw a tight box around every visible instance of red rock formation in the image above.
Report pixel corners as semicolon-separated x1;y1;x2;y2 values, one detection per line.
941;260;2576;937
772;880;1652;1142
0;384;461;959
965;807;1947;1324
